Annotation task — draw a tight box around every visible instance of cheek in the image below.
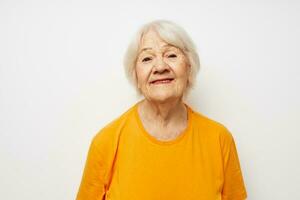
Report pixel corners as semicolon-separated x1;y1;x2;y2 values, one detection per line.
169;61;189;80
179;59;190;79
135;65;150;85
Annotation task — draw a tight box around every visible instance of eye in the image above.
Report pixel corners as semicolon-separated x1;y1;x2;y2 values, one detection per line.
168;54;177;58
142;57;152;62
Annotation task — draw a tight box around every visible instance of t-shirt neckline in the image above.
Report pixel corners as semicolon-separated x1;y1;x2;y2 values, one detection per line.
134;100;193;146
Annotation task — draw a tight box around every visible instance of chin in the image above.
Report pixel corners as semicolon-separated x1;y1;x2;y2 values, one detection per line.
148;91;179;103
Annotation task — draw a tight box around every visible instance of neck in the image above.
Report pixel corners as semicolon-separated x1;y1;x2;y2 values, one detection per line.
138;98;187;127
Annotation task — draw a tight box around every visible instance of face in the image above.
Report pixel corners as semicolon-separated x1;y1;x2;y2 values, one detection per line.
135;29;190;103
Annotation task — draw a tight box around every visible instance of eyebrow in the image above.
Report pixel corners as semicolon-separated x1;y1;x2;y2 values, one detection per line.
138;44;175;53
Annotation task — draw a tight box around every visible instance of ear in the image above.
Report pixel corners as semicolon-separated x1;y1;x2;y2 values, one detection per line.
187;67;192;86
185;58;191;70
187;63;192;75
133;68;140;88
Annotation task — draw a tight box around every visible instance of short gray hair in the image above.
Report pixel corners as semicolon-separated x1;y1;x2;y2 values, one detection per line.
123;20;200;95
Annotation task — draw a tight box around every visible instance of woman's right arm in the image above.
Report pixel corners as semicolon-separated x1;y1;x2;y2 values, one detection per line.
76;138;107;200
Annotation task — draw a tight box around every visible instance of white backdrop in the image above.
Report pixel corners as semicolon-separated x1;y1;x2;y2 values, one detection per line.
1;0;299;199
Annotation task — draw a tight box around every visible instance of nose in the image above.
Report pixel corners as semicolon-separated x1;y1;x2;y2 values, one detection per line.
153;56;170;74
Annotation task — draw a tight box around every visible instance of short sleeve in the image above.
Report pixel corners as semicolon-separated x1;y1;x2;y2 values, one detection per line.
220;127;247;200
76;138;107;200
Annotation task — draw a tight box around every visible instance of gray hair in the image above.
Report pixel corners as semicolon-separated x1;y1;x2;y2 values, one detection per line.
123;20;200;96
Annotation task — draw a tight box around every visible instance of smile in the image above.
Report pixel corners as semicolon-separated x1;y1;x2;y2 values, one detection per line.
150;78;174;85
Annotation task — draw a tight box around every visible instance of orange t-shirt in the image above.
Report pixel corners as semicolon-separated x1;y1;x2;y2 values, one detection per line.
76;101;247;200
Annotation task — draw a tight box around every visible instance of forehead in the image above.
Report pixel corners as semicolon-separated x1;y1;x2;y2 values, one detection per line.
139;29;169;49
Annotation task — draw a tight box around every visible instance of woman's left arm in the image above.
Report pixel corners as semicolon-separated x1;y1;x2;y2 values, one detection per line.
220;127;248;200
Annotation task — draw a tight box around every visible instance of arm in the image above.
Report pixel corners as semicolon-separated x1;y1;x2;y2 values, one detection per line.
220;127;247;200
76;138;107;200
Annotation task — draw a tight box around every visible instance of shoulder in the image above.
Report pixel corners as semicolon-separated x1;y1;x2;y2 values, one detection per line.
91;103;136;148
189;105;234;143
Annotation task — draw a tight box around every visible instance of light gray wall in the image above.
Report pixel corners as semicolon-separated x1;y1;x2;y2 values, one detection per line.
1;0;299;199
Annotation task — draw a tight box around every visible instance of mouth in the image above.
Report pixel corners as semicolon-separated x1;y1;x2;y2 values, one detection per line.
150;78;174;85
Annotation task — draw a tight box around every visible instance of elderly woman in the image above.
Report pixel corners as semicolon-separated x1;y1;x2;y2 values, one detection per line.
76;20;247;200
